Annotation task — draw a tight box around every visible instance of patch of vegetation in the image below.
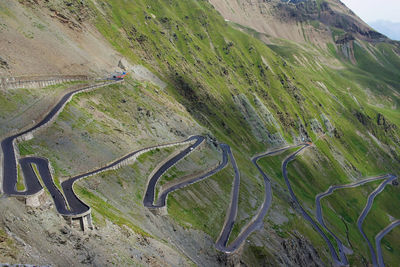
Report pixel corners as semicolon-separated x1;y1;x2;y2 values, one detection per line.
75;185;151;237
16;165;25;191
0;227;18;260
17;142;34;156
7;0;399;263
32;21;46;30
167;165;234;240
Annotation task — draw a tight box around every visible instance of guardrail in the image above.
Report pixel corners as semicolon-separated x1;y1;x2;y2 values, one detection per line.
0;75;93;90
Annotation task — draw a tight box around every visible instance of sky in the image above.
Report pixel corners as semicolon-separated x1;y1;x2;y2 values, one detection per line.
340;0;400;23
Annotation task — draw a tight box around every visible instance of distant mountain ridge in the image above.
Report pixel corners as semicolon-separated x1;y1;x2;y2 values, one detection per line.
210;0;397;44
369;20;400;41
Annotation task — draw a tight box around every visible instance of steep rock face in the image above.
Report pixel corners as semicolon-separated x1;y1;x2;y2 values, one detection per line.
279;233;324;267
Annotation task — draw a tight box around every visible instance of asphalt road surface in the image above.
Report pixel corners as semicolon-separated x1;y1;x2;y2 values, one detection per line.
376;220;400;267
1;81;118;216
315;175;393;264
143;135;205;207
154;143;230;208
357;174;397;267
282;144;348;266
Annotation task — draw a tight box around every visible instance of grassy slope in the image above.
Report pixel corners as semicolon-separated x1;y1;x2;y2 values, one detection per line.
81;0;400;264
0;81;86;136
8;0;400;265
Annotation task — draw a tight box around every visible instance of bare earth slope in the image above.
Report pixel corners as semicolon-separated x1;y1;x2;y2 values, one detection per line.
0;0;118;76
209;0;386;45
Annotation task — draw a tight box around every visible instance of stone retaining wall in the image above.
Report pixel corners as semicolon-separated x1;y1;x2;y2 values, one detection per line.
69;138;196;186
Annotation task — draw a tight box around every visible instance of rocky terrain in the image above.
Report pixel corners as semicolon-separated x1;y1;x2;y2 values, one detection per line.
0;0;399;266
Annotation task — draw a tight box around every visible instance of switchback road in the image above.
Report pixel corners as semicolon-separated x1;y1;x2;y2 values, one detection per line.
154;143;230;208
1;80;122;216
315;175;393;264
282;144;348;266
357;174;397;267
216;145;300;252
2;78;398;263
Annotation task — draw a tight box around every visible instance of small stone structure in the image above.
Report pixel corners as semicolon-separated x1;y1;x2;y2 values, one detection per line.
15;189;45;208
64;213;93;232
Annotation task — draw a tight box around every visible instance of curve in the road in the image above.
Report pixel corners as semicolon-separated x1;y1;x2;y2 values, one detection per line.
1;80;122;215
214;144;241;251
216;145;300;253
282;144;349;266
143;136;206;207
143;140;300;253
315;174;393;264
375;220;400;267
1;79;206;217
2;81;120;195
357;174;397;267
153;143;230;208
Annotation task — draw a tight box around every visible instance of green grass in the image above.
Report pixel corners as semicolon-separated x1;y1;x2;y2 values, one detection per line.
0;227;17;259
18;142;34;156
16;165;25;191
167;165;234;240
379;226;400;267
75;185;151;237
362;185;400;266
5;0;399;264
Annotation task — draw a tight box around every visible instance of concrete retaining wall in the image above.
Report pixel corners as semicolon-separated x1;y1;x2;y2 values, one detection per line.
0;75;92;90
70;138;195;185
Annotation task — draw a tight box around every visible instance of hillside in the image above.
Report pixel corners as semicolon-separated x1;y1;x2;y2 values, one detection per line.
0;0;399;266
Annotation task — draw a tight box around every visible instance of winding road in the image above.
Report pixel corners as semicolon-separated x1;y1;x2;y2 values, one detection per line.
284;145;400;266
143;138;305;252
357;174;397;266
315;174;397;267
1;78;399;264
1;79;201;216
143;139;306;252
1;77;288;252
376;220;400;267
315;175;393;264
1;75;285;251
1;80;121;215
282;144;349;266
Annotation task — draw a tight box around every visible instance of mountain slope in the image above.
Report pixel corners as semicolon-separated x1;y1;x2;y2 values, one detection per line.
0;0;399;266
209;0;387;44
